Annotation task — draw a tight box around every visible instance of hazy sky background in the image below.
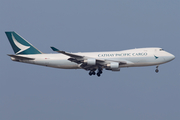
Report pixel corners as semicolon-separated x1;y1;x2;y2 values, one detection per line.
0;0;179;120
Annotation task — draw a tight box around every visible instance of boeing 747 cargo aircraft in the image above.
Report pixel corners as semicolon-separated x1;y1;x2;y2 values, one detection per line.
5;31;175;77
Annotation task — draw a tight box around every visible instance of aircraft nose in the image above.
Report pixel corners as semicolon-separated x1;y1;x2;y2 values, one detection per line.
165;53;175;62
171;54;175;60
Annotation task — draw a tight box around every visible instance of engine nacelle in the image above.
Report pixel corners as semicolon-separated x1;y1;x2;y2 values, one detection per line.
84;58;96;65
106;62;120;71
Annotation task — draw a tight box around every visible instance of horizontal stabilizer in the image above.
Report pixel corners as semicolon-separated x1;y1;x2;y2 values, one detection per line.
7;54;35;60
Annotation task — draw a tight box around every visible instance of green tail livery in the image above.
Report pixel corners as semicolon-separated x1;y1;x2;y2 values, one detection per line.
5;31;42;54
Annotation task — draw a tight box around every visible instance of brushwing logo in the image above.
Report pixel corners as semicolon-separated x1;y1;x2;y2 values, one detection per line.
12;33;30;54
154;55;159;59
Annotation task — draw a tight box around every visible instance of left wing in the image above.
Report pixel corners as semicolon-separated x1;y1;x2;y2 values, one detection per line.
50;47;126;71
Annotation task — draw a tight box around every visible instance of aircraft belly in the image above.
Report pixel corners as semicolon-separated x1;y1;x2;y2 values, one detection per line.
34;59;79;69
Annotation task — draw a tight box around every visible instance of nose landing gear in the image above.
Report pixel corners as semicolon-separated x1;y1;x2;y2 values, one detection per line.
155;65;159;73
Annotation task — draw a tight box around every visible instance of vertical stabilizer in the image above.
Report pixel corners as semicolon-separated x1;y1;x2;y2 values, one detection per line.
5;31;42;55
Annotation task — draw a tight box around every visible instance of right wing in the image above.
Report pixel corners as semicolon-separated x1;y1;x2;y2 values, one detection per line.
51;47;84;58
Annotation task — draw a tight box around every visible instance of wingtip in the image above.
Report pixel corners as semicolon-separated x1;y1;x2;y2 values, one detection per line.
50;46;59;51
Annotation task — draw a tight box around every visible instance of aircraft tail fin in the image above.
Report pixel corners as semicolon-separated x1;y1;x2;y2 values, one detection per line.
5;31;42;55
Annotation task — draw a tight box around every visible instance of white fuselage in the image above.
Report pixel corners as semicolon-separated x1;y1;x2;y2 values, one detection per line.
12;48;175;70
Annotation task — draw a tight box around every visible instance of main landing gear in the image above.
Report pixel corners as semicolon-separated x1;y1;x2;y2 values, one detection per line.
89;68;103;77
97;69;103;77
155;65;159;73
89;70;96;76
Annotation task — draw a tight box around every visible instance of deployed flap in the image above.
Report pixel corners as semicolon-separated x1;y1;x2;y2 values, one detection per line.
7;54;35;60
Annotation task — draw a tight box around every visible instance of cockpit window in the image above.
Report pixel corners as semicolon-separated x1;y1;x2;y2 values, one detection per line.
160;49;164;51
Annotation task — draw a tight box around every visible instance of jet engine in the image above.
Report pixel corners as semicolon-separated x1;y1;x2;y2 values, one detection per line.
106;62;120;71
84;58;96;65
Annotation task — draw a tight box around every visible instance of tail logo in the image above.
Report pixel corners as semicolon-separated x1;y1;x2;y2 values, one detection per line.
12;33;30;54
